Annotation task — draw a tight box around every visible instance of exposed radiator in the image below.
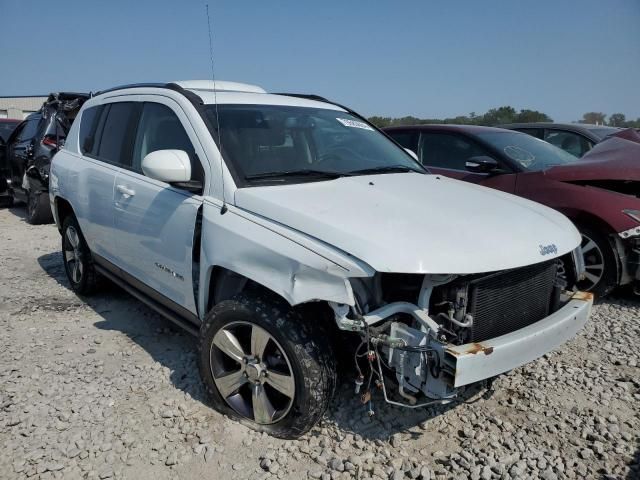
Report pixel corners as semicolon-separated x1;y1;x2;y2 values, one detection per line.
466;260;559;343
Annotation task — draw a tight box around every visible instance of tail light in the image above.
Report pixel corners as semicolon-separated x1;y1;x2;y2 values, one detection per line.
42;135;63;148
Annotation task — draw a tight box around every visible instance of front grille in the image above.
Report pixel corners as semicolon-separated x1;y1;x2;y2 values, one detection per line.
467;260;558;343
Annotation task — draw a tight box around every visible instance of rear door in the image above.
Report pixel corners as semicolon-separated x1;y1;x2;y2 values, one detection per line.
416;131;517;192
74;102;138;264
113;98;205;316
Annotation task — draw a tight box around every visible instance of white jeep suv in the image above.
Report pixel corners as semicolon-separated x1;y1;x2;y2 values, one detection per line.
50;80;592;438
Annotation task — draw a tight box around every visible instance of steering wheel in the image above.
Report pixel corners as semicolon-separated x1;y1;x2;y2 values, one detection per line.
315;146;357;169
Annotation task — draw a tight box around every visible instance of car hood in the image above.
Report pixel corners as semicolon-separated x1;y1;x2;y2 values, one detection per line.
234;173;580;274
545;133;640;182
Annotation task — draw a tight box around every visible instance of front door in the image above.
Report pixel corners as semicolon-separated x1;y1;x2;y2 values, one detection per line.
113;100;205;315
8;117;40;190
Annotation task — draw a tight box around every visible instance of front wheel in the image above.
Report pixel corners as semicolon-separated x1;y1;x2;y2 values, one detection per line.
198;293;336;439
576;225;618;298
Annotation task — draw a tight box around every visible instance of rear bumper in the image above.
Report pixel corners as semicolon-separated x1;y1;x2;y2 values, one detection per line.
445;291;593;388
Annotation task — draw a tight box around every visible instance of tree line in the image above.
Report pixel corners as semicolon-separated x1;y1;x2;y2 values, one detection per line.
368;106;640;129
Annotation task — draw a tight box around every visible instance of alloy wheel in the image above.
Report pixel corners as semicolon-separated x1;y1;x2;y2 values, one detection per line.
63;226;84;284
209;322;295;425
577;233;605;291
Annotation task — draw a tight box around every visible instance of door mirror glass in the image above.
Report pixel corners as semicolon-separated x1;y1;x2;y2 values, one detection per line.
141;149;191;183
465;155;499;173
404;148;418;161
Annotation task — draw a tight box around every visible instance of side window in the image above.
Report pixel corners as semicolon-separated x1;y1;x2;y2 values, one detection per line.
132;102;203;182
544;130;591;158
18;119;40;141
388;131;418;152
418;133;488;170
96;102;137;167
79;105;104;154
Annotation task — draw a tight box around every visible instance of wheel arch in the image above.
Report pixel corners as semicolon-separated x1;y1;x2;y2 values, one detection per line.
561;209;618;237
561;208;622;290
53;196;74;233
203;264;352;315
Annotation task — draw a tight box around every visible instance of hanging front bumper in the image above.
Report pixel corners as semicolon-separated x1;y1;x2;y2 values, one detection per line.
444;291;593;388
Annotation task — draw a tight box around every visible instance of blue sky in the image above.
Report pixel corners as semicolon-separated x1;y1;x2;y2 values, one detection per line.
2;0;639;121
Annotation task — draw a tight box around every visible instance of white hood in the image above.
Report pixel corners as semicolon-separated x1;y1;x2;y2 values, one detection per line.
234;173;580;274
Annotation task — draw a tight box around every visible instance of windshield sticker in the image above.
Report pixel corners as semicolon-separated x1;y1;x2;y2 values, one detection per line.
503;145;535;168
336;118;374;131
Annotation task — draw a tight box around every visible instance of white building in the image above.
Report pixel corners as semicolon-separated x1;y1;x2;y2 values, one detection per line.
0;96;48;119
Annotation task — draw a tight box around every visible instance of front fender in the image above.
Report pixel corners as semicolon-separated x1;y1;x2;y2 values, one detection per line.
199;200;374;314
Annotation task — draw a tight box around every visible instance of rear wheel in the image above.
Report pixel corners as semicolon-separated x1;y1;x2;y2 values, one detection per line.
0;176;12;208
0;194;12;208
198;292;336;439
26;187;53;224
576;225;618;298
61;215;100;294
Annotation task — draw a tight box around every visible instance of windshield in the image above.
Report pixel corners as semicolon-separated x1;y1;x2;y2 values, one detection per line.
475;131;578;171
203;104;424;184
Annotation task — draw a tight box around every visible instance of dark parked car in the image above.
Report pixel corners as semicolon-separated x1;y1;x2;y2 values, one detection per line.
0;118;21;206
384;125;640;297
500;122;621;158
0;118;21;143
3;92;88;223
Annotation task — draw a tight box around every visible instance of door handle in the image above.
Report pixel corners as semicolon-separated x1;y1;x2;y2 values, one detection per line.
116;184;135;198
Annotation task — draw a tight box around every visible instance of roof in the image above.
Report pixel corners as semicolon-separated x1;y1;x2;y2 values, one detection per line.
172;80;266;94
383;124;510;133
93;80;345;111
500;122;621;132
194;91;344;110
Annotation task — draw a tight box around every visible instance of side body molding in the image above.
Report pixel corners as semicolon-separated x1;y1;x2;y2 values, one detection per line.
198;200;374;315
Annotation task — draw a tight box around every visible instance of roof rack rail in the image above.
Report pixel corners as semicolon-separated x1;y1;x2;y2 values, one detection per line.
273;93;331;103
92;83;170;97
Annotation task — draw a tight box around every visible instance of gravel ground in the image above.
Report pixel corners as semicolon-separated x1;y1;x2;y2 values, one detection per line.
0;206;639;480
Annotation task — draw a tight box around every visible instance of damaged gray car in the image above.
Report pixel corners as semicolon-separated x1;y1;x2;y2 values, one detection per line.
2;92;87;223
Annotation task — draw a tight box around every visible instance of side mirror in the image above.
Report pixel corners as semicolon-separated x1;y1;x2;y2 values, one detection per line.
465;156;499;173
142;149;191;183
404;148;419;161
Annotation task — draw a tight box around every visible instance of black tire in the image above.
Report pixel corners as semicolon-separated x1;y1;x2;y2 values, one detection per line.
26;188;53;224
0;176;12;208
61;215;100;295
0;195;12;208
576;224;618;298
198;292;336;439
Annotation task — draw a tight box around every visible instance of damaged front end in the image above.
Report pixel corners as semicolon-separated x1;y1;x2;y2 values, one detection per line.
330;256;592;412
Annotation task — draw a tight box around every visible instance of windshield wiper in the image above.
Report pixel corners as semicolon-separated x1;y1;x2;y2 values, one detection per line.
346;165;424;176
245;169;347;181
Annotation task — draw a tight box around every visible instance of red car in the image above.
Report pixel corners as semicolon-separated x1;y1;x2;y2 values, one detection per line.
384;125;640;297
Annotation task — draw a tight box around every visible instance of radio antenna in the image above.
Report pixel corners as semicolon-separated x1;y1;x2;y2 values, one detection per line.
206;3;227;214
